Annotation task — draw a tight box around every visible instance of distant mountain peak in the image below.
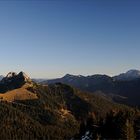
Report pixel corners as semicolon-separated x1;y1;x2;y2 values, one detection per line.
114;69;140;81
63;74;76;79
63;74;84;79
0;75;4;81
126;69;140;75
64;74;73;77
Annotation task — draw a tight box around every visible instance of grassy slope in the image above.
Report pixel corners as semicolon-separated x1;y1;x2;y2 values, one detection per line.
0;83;136;139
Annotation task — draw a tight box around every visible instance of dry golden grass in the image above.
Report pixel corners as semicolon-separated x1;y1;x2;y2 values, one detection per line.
0;85;38;102
59;108;71;119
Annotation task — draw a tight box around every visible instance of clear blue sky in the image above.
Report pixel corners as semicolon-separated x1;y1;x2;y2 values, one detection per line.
0;0;140;78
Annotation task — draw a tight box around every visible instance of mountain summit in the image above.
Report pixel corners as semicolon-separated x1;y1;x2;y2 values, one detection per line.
1;71;31;84
0;72;32;93
18;71;31;82
113;69;140;81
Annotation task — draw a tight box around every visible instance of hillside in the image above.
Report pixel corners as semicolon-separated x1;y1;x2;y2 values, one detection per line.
0;85;38;102
44;71;140;107
0;72;139;139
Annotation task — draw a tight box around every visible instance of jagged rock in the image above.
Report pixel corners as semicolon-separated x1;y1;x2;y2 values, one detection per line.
0;71;32;93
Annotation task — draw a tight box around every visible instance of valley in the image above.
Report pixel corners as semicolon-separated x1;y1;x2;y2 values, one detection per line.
0;71;139;139
44;70;140;107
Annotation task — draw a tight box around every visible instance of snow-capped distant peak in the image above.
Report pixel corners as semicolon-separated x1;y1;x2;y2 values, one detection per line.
64;74;84;79
126;69;140;75
114;69;140;81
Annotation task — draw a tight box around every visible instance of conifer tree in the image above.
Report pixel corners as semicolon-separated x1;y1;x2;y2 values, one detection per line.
121;119;135;140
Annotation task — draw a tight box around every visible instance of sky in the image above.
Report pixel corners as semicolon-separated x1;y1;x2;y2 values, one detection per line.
0;0;140;78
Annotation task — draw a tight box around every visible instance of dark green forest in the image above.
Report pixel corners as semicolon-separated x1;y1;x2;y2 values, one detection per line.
0;83;139;140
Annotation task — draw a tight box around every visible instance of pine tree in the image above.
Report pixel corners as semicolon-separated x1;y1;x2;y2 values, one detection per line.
121;119;135;140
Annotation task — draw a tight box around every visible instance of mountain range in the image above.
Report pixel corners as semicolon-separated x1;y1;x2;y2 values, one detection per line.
0;70;139;139
42;70;140;106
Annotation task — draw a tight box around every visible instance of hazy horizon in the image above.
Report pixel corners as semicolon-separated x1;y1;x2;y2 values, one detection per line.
0;68;140;79
0;0;140;78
